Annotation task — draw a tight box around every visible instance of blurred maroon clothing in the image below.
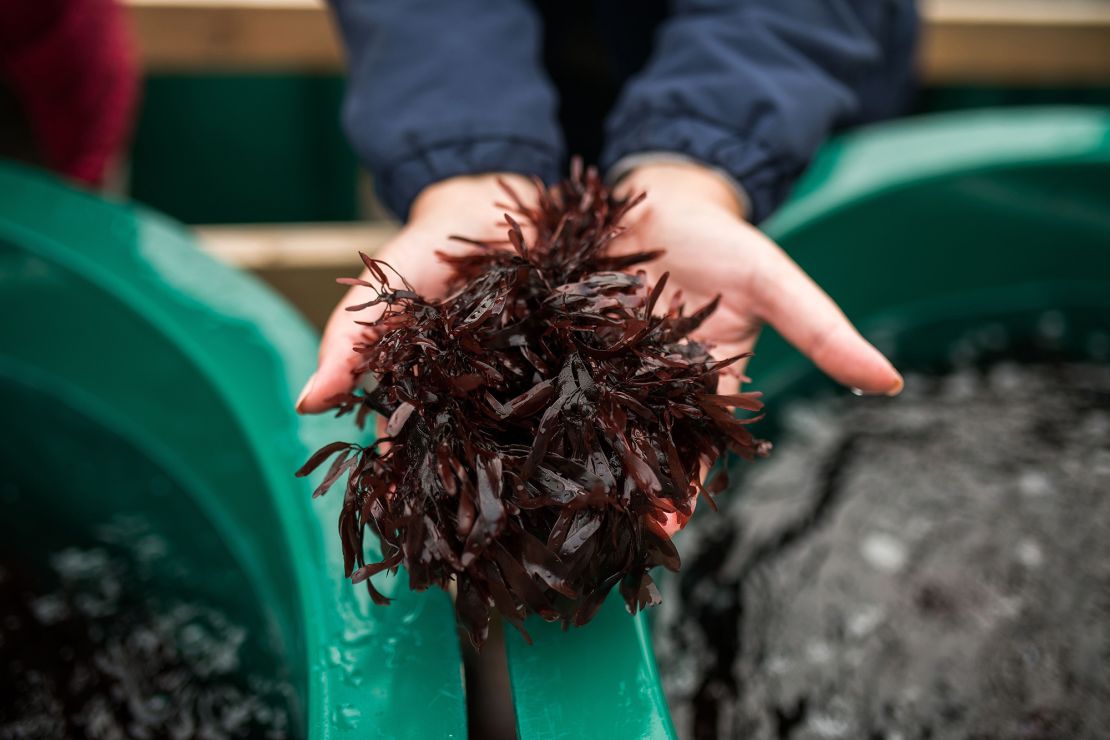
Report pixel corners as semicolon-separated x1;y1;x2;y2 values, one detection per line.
0;0;138;185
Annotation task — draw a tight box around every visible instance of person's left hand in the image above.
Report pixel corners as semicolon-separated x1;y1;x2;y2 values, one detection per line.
612;162;903;533
613;161;902;397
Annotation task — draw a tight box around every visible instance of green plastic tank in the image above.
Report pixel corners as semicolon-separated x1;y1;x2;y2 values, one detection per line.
0;166;467;738
1;106;1108;738
755;105;1110;390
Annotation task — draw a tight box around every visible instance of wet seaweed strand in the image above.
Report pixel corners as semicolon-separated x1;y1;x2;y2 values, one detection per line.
298;162;770;648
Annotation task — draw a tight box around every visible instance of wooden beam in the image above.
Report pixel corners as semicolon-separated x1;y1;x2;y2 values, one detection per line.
127;0;1110;84
195;222;394;269
127;0;342;72
196;222;397;328
920;0;1110;84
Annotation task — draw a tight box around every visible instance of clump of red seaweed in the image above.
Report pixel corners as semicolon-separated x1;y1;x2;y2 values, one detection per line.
298;162;770;647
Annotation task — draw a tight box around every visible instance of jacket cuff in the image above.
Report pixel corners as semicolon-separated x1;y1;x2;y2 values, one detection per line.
377;137;562;221
601;115;803;224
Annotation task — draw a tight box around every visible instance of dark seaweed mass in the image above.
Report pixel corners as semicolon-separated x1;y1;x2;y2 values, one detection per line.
299;164;769;647
656;360;1110;740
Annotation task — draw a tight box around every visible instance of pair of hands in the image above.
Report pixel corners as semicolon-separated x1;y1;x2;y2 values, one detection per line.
296;163;903;530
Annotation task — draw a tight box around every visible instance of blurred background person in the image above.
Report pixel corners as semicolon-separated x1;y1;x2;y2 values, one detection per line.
0;0;138;189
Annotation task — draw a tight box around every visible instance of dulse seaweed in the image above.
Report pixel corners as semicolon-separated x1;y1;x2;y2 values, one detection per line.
298;162;770;647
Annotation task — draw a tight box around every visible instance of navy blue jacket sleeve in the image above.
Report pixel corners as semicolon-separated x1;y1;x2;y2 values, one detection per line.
600;0;917;223
330;0;565;220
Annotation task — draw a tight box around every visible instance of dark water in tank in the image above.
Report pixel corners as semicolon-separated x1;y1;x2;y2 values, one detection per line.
655;322;1110;740
0;376;299;740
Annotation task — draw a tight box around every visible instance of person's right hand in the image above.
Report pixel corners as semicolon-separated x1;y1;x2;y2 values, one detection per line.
296;172;534;414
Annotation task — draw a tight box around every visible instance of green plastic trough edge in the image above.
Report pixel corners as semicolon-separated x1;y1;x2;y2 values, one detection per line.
0;165;466;739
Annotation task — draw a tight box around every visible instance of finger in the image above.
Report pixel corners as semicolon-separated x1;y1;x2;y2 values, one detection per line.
296;273;386;414
750;247;903;396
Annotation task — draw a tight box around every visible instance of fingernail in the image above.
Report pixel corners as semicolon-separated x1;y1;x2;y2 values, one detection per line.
295;372;317;412
849;371;904;398
886;372;905;397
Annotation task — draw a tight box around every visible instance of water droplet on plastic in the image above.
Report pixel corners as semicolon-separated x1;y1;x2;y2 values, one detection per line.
334;703;361;729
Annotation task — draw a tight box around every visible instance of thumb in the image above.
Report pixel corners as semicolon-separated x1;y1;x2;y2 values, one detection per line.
296;275;383;414
296;227;464;414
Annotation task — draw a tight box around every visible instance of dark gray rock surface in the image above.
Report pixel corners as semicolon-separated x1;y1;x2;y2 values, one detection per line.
655;362;1110;740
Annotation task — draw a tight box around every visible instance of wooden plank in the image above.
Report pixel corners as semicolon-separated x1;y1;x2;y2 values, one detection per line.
195;222;394;268
196;222;397;328
127;0;342;72
923;0;1110;26
921;0;1110;84
127;0;1110;84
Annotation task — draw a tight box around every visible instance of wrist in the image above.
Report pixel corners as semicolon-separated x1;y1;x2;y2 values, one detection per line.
410;172;534;222
615;161;747;220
